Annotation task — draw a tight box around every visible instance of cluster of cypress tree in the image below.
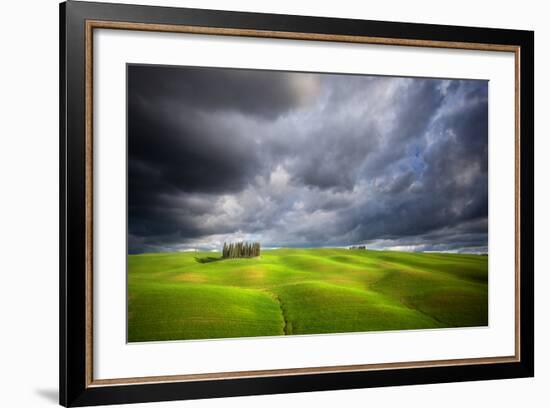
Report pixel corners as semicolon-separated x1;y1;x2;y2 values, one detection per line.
222;241;260;258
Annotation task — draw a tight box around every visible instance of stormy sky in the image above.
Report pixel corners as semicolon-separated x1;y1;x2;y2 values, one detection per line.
127;64;488;254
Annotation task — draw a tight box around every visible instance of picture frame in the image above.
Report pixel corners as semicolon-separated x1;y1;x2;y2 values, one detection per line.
59;1;534;406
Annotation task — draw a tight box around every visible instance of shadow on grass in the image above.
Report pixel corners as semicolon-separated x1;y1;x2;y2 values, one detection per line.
194;256;224;264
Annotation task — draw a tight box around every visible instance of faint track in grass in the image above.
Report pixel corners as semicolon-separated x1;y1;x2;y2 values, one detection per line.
268;292;291;335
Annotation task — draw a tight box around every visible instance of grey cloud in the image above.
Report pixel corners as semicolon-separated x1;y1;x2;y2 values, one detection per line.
127;64;488;254
129;64;320;120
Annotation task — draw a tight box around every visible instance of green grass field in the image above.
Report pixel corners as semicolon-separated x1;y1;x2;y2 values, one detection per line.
128;248;488;342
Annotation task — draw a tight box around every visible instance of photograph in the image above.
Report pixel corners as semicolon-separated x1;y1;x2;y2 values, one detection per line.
127;64;489;343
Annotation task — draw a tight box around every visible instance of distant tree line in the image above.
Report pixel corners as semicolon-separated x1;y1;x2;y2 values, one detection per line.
222;241;261;258
349;245;367;250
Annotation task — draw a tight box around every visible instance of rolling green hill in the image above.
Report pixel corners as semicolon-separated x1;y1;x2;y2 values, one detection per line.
127;248;488;342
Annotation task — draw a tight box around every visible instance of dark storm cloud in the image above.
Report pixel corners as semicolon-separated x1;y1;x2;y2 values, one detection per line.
128;65;317;119
127;64;488;254
288;76;446;191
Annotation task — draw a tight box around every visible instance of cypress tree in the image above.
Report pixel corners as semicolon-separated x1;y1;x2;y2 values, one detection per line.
221;241;261;259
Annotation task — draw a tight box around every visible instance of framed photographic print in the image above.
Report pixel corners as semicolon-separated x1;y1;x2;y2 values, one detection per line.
59;1;534;406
